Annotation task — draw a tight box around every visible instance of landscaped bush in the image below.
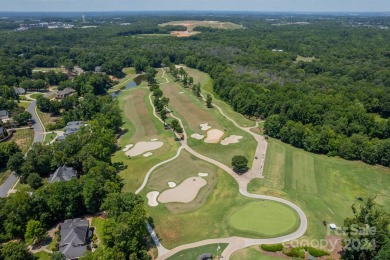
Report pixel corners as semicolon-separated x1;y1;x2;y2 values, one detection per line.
261;243;284;252
283;246;305;258
305;246;330;257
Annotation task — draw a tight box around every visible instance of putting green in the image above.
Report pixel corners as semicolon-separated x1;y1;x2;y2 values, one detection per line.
229;201;299;236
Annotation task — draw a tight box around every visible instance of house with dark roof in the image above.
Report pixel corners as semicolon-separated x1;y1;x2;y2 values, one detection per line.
56;88;76;99
59;218;90;259
14;87;26;95
57;121;83;141
49;165;77;183
0;110;9;120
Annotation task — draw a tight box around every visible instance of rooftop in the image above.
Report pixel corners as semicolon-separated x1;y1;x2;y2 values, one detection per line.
49;165;77;183
59;218;89;259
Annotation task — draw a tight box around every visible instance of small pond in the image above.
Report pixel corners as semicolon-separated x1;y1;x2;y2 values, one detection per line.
111;74;145;97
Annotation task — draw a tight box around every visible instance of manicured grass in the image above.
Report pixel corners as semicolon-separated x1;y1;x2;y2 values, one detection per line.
229;201;299;237
44;132;57;144
248;138;390;240
0;168;11;187
295;55;317;62
37;109;58;129
18;101;31;110
30;93;43;99
159;70;257;167
113;86;180;192
6;128;34;154
231;246;285;260
91;217;106;247
34;251;51;260
32;67;63;73
147;166;299;249
147;149;218;213
167;243;228;260
109;67;139;92
183;67;255;127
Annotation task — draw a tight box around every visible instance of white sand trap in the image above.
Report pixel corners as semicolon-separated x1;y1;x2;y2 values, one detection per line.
199;123;211;131
179;91;185;94
198;172;209;177
221;135;243;145
151;138;158;141
204;129;224;143
122;144;133;152
143;152;153;157
147;191;159;207
191;133;205;140
158;177;207;203
125;141;163;157
168;182;177;188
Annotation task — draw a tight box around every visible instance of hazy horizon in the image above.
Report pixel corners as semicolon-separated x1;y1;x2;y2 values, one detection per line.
1;0;390;13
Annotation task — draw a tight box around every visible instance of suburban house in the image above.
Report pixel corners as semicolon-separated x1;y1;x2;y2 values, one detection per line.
94;66;101;73
48;165;77;183
14;87;26;95
59;218;91;259
0;127;7;139
56;88;76;99
57;121;83;141
0;110;9;120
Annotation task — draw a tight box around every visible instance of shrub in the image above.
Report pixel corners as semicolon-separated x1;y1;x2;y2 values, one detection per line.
305;246;330;257
261;244;284;252
283;247;305;258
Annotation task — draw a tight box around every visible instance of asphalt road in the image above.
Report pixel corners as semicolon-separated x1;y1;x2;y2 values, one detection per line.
0;100;43;197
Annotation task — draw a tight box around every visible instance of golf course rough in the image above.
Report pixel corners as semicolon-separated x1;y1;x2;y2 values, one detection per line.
228;201;299;237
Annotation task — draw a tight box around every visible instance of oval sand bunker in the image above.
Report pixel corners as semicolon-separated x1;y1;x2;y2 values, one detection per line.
221;135;243;145
147;191;160;207
125;141;163;157
158;177;207;203
168;182;176;188
191;133;204;140
204;129;224;143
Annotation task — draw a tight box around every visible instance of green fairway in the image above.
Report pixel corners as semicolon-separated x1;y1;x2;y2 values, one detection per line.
231;246;285;260
248;138;390;240
229;201;299;237
167;243;228;260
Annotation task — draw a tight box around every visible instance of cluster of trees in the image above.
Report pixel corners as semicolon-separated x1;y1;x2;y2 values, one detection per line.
231;155;249;174
58;72;113;96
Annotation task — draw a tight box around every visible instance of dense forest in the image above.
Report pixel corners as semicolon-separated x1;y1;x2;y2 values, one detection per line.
0;14;389;167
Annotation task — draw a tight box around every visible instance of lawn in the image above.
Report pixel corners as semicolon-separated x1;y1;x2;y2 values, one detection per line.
18;101;31;110
146;149;219;213
167;243;228;260
91;217;106;247
295;55;317;62
34;251;51;260
231;246;285;260
36;109;59;129
6;128;34;154
248;138;390;240
30;93;44;99
229;201;299;237
146;165;300;249
113;86;180;192
159;70;257;167
32;67;64;73
44;132;57;144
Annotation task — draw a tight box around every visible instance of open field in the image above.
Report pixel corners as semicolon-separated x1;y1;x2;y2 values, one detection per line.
183;67;255;127
32;67;64;73
231;246;285;260
147;150;218;213
248;138;390;240
159;70;256;167
113;86;180;192
295;55;318;62
146;165;300;249
229;201;299;237
167;243;228;260
37;110;58;129
6;128;34;153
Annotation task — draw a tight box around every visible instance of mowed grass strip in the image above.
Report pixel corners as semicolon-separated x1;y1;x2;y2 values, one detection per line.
6;128;34;154
146;149;218;213
113;86;179;192
231;246;285;260
37;109;59;129
167;243;228;260
228;201;299;237
248;138;390;240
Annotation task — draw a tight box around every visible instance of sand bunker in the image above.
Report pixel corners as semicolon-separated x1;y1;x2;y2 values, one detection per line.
143;152;153;157
168;182;177;188
158;177;207;203
179;91;185;94
221;135;243;145
199;123;211;131
204;129;224;143
151;138;158;141
125;141;163;157
198;172;209;177
147;191;160;207
191;133;205;140
122;144;133;152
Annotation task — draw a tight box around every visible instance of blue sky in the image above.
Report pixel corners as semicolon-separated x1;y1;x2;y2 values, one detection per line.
0;0;389;12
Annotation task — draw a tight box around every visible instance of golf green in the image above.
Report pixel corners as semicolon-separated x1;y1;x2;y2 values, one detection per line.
228;201;299;236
